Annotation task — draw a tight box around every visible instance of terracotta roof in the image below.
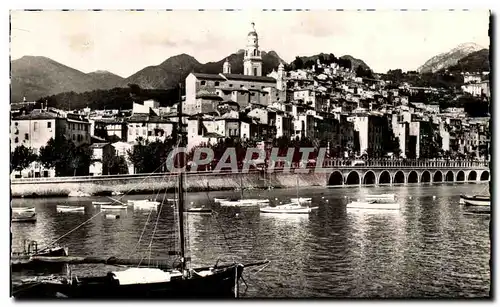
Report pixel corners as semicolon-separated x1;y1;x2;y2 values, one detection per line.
13;111;60;120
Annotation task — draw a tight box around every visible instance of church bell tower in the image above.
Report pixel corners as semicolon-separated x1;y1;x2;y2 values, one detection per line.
243;22;262;76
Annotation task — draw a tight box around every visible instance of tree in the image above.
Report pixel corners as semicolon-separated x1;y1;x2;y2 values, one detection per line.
292;57;304;70
127;137;176;174
356;66;374;79
11;145;37;176
104;151;129;175
39;137;92;176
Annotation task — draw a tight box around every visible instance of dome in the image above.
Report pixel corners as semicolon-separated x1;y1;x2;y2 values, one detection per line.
247;31;258;37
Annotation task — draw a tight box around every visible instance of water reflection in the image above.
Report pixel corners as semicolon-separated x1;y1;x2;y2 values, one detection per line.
10;183;490;298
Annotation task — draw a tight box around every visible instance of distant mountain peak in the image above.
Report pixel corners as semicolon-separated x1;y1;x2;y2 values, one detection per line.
418;42;486;73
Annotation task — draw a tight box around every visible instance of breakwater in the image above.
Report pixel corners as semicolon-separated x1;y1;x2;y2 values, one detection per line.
10;170;329;198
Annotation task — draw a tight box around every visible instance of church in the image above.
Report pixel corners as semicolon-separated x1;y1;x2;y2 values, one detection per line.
183;23;286;115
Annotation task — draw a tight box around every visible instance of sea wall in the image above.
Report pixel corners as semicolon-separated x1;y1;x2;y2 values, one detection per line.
10;171;327;198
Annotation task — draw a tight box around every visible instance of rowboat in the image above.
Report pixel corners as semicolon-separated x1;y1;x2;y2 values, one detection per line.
346;200;400;210
101;204;128;210
365;194;396;201
57;206;85;213
12;212;37;223
214;198;229;203
12;207;36;213
220;199;269;207
68;191;90;197
133;201;159;210
186;207;212;213
260;203;318;214
460;194;490;207
92;201;113;206
290;197;312;204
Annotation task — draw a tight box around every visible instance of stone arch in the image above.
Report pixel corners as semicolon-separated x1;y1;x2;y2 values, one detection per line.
407;171;419;183
379;171;391;184
363;171;376;185
480;170;490;181
393;171;405;184
456;170;465;182
445;171;454;182
346;171;360;185
468;171;477;181
433;171;443;183
328;171;343;186
421;170;431;183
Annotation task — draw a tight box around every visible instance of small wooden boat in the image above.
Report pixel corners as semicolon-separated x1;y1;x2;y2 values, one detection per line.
365;194;396;201
347;200;400;210
133;200;159;210
12;207;36;213
260;203;318;214
186;207;212;214
57;206;85;213
460;194;490;207
214;198;229;203
111;191;123;196
68;191;91;197
92;201;113;206
105;214;121;219
101;204;128;210
291;197;312;204
11;241;69;272
12;212;37;223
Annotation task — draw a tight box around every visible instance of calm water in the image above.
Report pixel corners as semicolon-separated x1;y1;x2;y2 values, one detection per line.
11;183;491;298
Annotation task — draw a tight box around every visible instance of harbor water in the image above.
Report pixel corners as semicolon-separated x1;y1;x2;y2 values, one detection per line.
11;183;490;298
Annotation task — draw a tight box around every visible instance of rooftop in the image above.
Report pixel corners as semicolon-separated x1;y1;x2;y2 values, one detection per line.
191;73;226;81
222;73;276;83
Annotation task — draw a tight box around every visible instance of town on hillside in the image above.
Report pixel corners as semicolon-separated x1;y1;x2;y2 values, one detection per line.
10;23;491;179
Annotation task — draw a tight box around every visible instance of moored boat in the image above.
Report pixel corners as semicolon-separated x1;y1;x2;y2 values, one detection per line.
365;194;396;201
260;203;318;214
346;200;400;210
133;200;159;210
214;198;229;203
11;240;69;272
57;206;85;213
460;194;490;207
12;207;36;213
12;212;37;223
92;201;113;206
101;204;128;210
186;207;212;213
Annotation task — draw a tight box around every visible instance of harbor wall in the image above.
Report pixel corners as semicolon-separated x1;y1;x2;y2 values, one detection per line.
10;171;327;198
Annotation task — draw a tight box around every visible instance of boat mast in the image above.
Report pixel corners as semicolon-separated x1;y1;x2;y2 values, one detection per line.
177;82;187;273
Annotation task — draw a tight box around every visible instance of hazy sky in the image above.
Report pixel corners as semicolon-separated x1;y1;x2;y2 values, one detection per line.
10;10;490;77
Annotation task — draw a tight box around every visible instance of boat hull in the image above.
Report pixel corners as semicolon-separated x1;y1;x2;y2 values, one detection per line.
347;201;400;210
460;195;490;207
12;264;243;299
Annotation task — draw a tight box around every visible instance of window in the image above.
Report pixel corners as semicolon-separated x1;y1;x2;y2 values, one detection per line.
148;131;152;136
14;137;18;143
229;84;233;87
254;68;257;76
72;134;75;140
240;85;244;88
253;49;256;56
15;122;18;126
201;81;206;86
47;122;52;128
24;133;29;140
215;81;220;86
33;122;38;131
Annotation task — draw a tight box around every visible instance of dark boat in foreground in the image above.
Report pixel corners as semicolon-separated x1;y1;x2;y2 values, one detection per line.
11;240;69;273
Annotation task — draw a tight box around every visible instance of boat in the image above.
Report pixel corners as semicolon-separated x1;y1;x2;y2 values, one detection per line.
186;207;212;214
460;194;490;207
11;240;69;272
101;204;128;210
219;199;268;207
290;197;312;204
260;203;318;214
56;206;85;213
111;191;123;196
365;194;396;201
214;198;229;203
12;92;264;299
92;201;113;206
12;207;36;213
12;212;37;223
346;199;400;210
68;191;90;197
133;200;160;210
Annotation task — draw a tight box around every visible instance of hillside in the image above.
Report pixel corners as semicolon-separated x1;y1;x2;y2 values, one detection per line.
445;48;490;73
339;55;371;71
11;56;124;103
87;70;125;89
417;42;484;73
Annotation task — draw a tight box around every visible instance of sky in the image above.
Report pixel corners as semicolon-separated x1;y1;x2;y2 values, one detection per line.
10;10;490;77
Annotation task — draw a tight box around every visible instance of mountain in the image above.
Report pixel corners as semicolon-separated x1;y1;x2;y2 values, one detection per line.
339;55;371;71
417;42;485;73
87;70;125;89
11;56;124;103
445;48;490;73
123;51;285;89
